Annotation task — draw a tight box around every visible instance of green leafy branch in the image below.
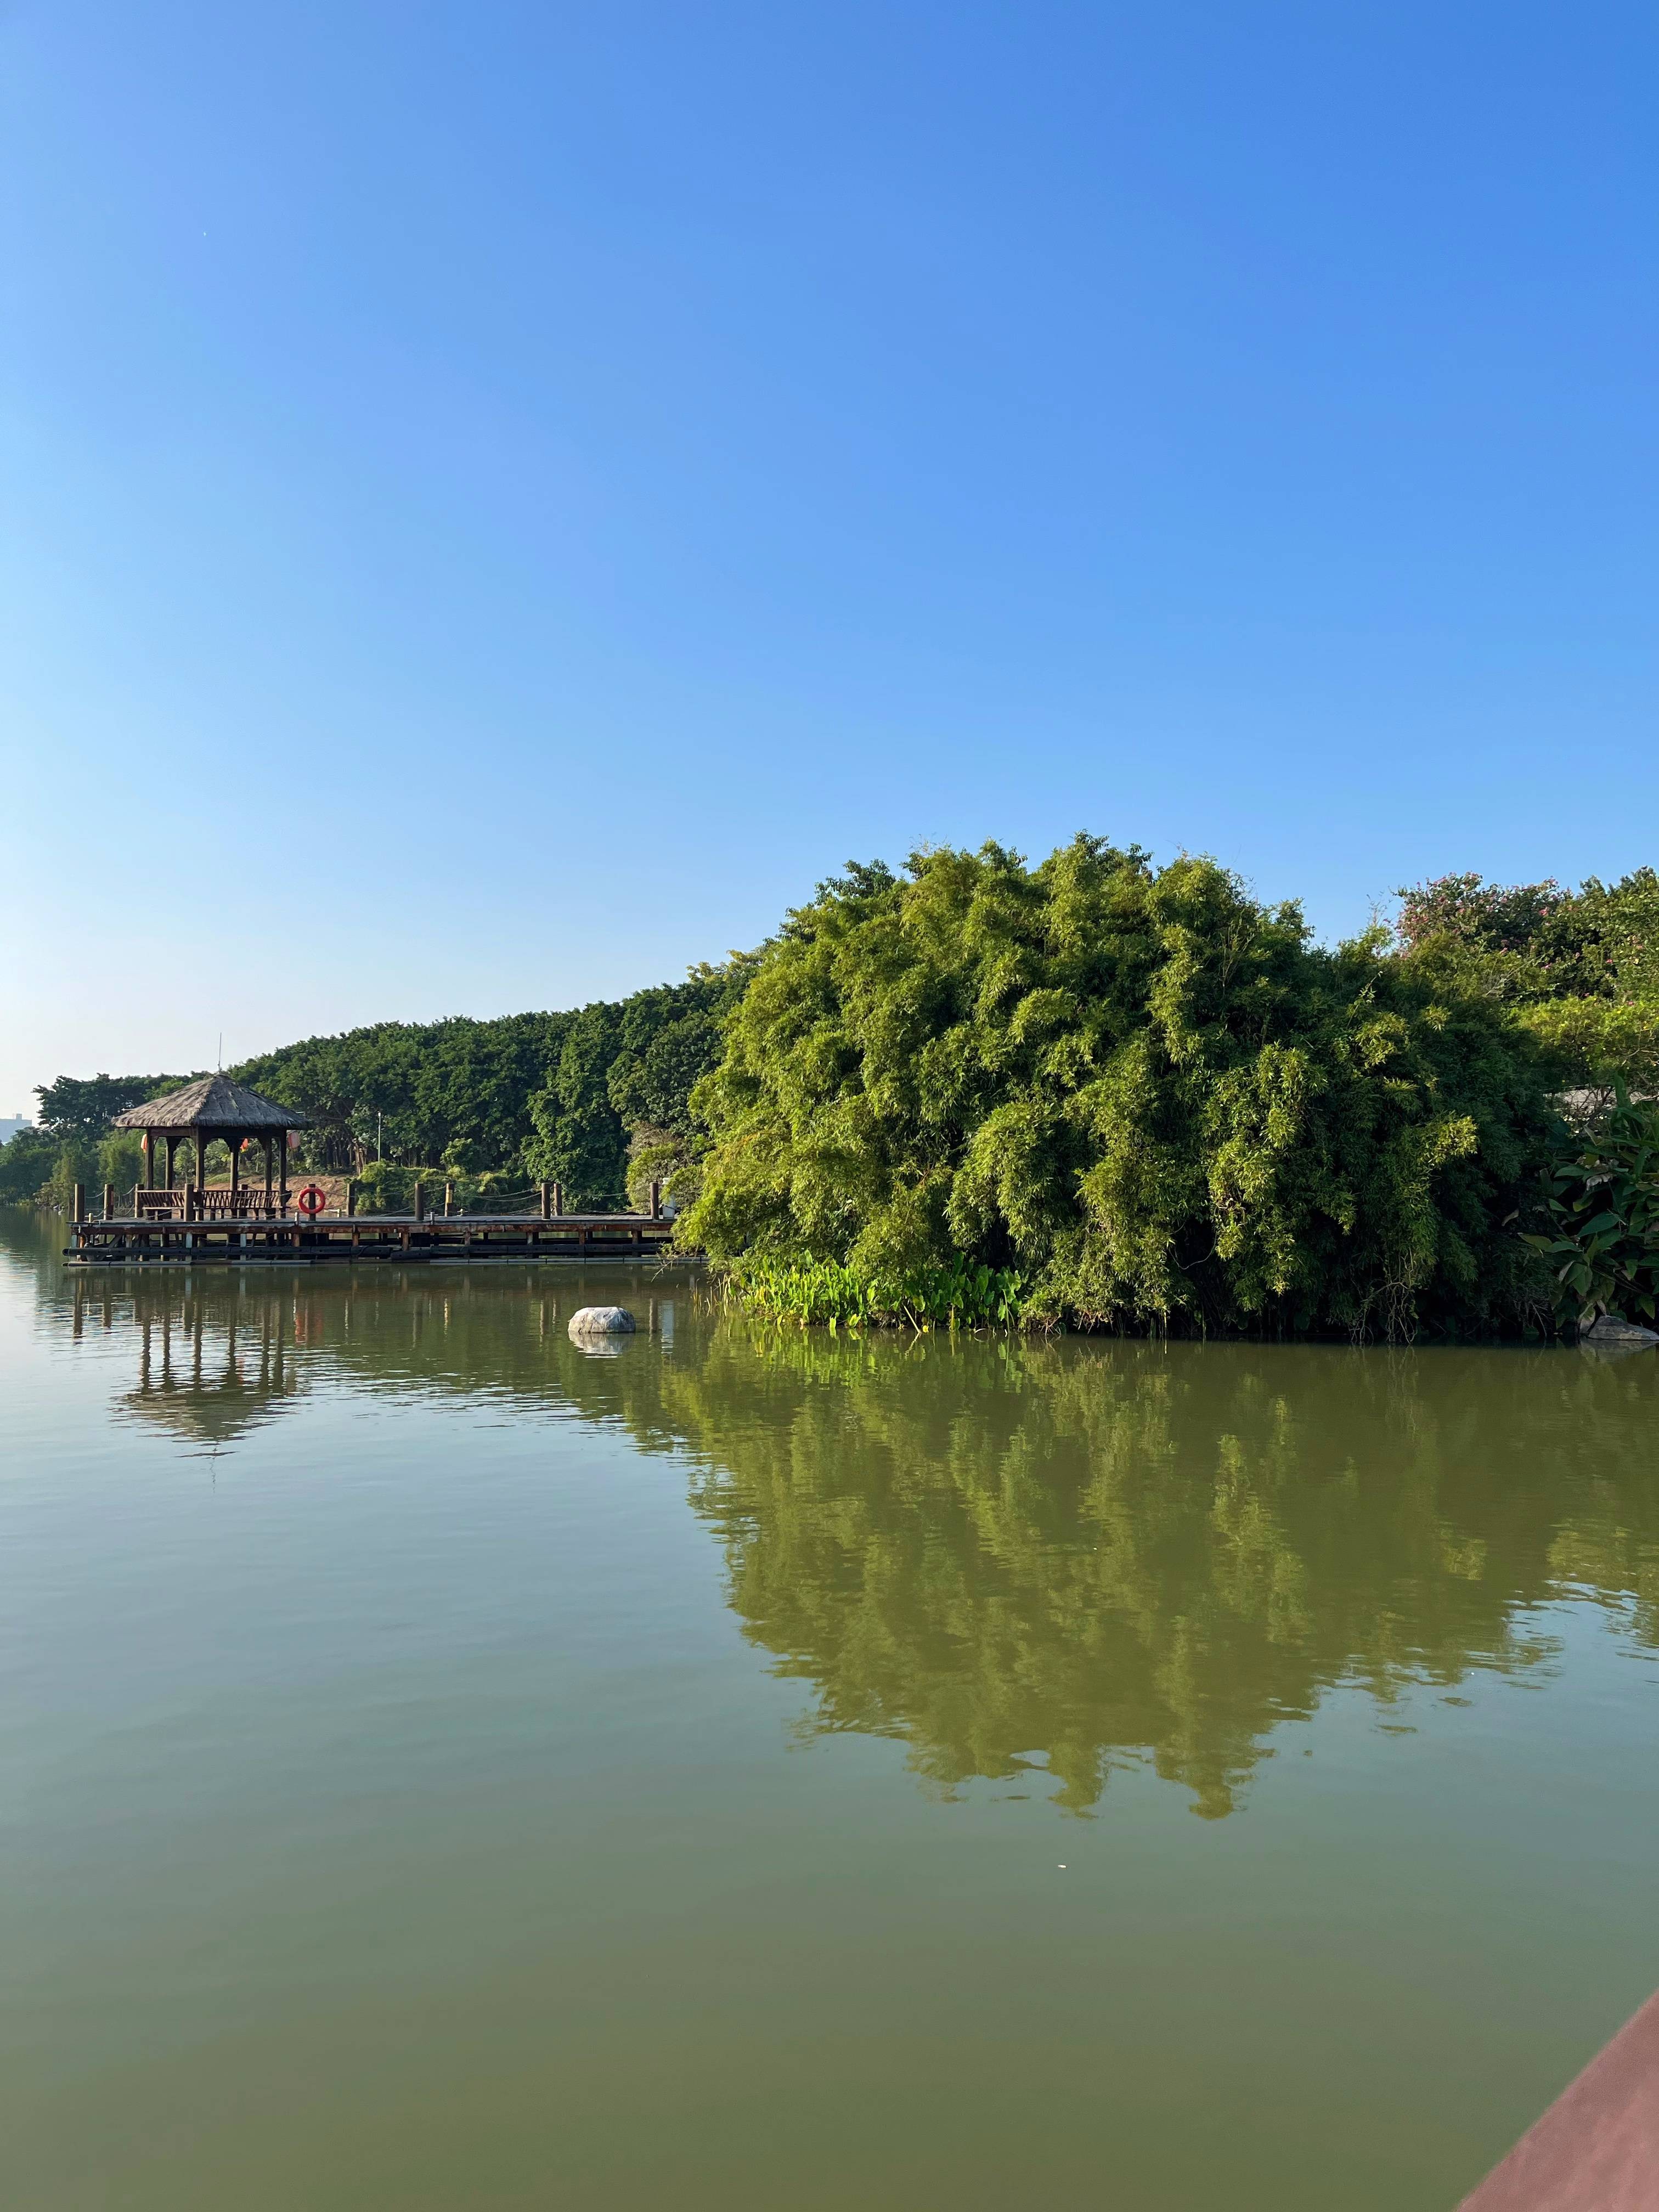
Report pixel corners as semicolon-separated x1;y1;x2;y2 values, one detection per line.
1521;1088;1659;1329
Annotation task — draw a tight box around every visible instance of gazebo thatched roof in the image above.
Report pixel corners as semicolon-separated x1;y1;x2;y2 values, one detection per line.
112;1076;313;1132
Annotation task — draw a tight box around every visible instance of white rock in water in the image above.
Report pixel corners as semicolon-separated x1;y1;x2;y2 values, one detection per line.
568;1305;636;1338
1583;1314;1659;1347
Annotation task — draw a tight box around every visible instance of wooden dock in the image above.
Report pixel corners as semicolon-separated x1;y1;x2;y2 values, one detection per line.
1456;1984;1659;2209
65;1211;682;1267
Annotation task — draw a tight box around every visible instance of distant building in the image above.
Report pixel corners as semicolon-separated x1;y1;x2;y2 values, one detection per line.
0;1118;35;1145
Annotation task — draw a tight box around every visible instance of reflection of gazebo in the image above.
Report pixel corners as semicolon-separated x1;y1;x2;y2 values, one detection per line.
115;1286;307;1445
114;1075;313;1220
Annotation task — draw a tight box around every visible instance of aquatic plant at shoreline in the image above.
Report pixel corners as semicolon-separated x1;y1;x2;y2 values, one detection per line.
715;1252;1026;1330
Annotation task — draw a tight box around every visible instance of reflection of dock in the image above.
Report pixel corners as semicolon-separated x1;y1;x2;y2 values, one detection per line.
67;1211;680;1267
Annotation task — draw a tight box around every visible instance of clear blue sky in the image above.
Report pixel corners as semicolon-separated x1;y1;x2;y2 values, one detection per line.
3;1;1654;1111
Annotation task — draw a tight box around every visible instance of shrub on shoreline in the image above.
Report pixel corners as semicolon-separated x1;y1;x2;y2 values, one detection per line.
1522;1092;1659;1333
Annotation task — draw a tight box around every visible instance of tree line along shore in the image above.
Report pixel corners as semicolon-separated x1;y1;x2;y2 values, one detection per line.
10;837;1659;1339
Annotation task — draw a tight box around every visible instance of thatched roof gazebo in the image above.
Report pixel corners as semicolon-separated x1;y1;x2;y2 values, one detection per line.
114;1076;313;1220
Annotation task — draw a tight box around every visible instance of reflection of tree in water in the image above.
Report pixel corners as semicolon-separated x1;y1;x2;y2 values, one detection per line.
50;1226;1659;1816
650;1329;1659;1818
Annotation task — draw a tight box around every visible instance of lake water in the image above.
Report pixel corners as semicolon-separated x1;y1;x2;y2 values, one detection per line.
4;1210;1659;2210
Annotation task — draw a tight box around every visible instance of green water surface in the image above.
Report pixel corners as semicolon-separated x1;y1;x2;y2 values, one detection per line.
4;1211;1658;2209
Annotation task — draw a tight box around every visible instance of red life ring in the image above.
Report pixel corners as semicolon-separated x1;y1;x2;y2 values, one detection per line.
295;1184;328;1218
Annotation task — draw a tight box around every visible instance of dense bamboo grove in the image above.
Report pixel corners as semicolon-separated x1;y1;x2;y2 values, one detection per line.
683;838;1561;1336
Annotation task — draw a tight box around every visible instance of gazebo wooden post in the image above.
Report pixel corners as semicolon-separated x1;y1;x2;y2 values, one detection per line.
264;1136;274;1216
278;1132;290;1215
142;1130;154;1193
164;1135;174;1191
229;1133;241;1202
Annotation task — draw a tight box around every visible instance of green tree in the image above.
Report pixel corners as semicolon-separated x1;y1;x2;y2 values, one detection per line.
684;837;1559;1337
0;1127;60;1205
601;960;758;1206
227;960;754;1194
1395;868;1659;1090
3;1073;189;1211
33;1072;189;1140
524;1002;626;1206
233;1014;572;1171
